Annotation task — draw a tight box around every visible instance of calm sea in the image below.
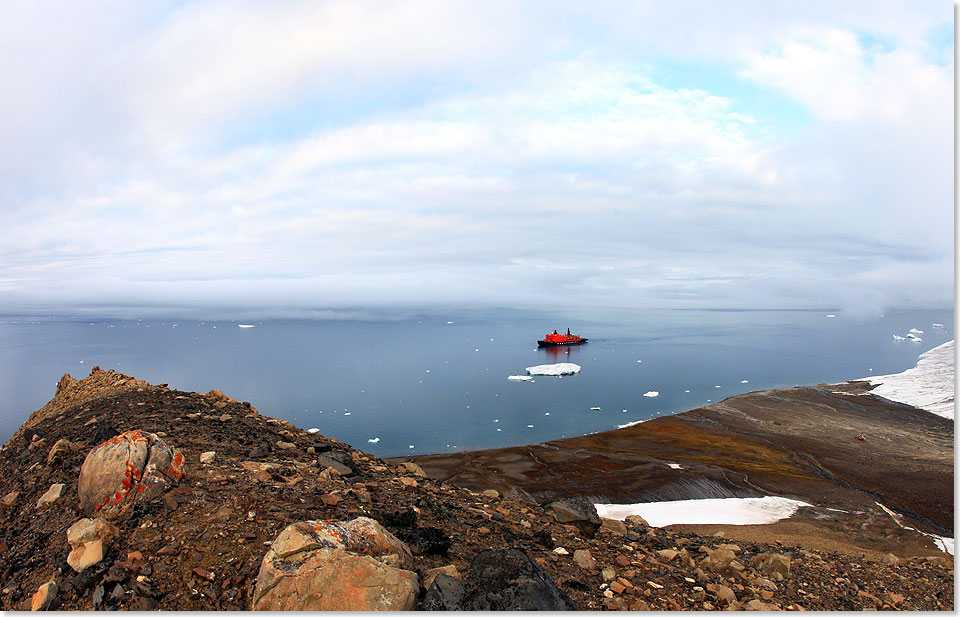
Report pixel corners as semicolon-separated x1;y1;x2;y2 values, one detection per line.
0;308;952;457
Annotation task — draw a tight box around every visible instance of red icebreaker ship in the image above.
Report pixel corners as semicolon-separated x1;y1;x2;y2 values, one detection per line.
538;328;588;347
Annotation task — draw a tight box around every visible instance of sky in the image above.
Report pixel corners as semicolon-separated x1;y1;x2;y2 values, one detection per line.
0;1;954;316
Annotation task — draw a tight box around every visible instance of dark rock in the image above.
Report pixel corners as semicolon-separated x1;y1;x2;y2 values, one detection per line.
394;526;450;556
129;595;158;610
109;583;125;601
534;529;554;549
542;497;601;538
91;585;105;608
315;453;354;476
246;445;270;459
422;573;465;611
103;564;127;583
380;508;418;529
458;549;578;611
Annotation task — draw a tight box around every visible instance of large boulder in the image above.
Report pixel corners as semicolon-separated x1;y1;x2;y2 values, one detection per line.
542;497;601;538
77;430;184;518
252;517;418;611
424;548;578;611
66;517;120;573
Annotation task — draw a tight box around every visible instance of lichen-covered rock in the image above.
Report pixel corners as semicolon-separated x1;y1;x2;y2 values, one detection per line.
252;517;418;611
77;430;184;518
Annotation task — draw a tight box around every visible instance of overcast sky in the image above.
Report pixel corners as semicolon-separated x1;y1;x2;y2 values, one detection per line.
0;1;953;316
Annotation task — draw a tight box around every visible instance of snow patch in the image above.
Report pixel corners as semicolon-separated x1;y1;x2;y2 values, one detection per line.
864;340;955;419
526;363;581;376
594;496;812;527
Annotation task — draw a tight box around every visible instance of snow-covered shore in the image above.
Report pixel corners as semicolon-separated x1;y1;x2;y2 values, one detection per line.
862;340;955;419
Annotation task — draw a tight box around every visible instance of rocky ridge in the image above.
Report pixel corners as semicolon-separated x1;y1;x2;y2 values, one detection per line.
0;367;953;610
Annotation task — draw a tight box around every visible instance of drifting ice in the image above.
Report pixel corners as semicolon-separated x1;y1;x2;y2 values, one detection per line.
307;428;320;434
526;363;581;376
367;437;380;444
508;375;534;381
238;324;256;328
643;391;659;398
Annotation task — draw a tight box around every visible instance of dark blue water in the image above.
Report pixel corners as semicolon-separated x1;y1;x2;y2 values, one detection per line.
0;308;952;457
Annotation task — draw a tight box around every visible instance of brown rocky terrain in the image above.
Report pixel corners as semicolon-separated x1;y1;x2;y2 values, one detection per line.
0;367;953;610
408;381;954;558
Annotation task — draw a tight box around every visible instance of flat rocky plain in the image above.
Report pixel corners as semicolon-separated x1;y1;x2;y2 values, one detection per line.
0;367;953;610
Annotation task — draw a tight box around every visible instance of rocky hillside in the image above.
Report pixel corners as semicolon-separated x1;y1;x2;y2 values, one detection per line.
0;368;952;610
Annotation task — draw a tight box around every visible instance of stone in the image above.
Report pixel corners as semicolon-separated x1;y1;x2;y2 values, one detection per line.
601;567;617;581
422;573;465;611
456;549;578;611
46;439;75;467
610;581;625;594
657;549;679;561
881;553;899;566
276;441;296;450
200;451;216;464
320;494;341;507
315;454;353;477
703;548;737;572
252;517;418;611
423;564;461;591
713;584;737;607
624;514;649;528
600;518;628;535
67;517;120;547
744;599;779;611
31;581;57;611
754;553;791;578
572;549;596;570
36;483;65;508
77;430;184;518
398;477;418;488
67;540;105;573
542;497;601;538
399;462;427;477
481;489;500;499
0;491;20;509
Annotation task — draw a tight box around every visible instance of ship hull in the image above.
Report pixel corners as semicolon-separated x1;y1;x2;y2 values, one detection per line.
537;338;588;347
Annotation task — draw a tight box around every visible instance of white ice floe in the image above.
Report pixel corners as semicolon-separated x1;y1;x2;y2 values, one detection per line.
667;463;683;470
508;375;534;381
590;407;602;411
826;314;836;318
238;324;255;328
909;328;924;335
933;323;944;328
643;391;659;397
740;380;749;384
863;340;955;419
594;496;811;527
367;437;380;444
307;428;320;433
892;334;907;341
526;362;581;376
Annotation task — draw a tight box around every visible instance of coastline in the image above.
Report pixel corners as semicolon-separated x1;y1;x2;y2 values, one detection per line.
405;341;955;557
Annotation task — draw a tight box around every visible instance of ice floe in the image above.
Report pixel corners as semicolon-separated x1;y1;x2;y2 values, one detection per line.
238;324;256;328
307;428;320;434
643;391;659;397
932;323;944;328
594;496;812;527
863;340;955;419
909;328;924;335
508;375;534;381
526;362;581;376
367;437;380;444
740;379;749;384
590;407;602;411
667;463;683;470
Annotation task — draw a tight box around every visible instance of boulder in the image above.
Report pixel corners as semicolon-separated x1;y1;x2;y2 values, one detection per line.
399;462;427;477
36;483;65;508
600;518;628;535
542;497;601;538
422;564;461;591
422;573;465;611
200;451;216;464
754;553;791;579
624;514;650;528
573;549;597;570
315;454;353;477
252;517;418;611
456;549;579;610
702;547;737;572
66;517;120;573
46;439;76;467
77;430;184;518
31;581;57;611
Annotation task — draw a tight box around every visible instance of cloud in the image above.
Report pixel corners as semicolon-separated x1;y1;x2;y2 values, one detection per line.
0;2;953;314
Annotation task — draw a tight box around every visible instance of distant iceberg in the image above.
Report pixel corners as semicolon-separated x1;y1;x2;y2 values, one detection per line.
909;328;924;335
932;323;944;328
307;428;320;434
238;324;256;328
367;437;380;444
526;363;581;376
643;391;659;398
508;375;534;381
